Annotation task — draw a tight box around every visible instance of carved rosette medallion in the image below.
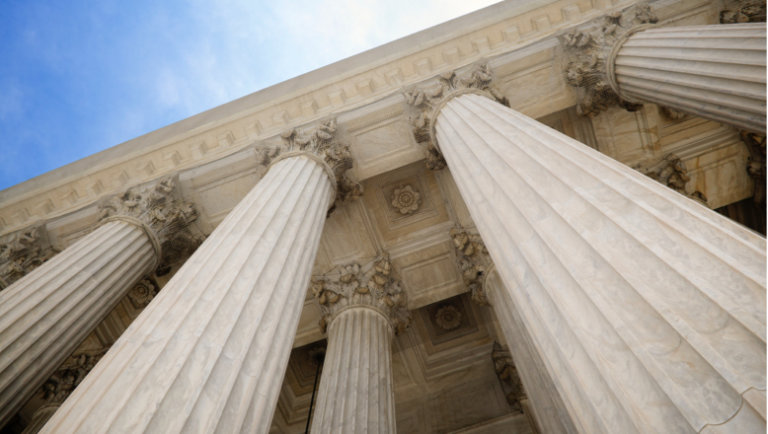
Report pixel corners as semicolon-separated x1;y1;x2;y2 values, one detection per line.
450;227;492;305
98;177;200;269
636;154;708;205
492;342;526;413
281;119;362;211
404;64;509;170
311;255;411;334
434;305;462;331
562;2;657;117
391;184;422;215
0;226;56;291
127;277;159;309
40;348;108;405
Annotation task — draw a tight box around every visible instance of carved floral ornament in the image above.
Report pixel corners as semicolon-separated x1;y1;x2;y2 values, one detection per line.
40;348;108;405
635;154;708;205
561;2;657;117
98;177;200;269
404;63;509;170
450;227;492;305
434;305;462;331
0;225;56;291
391;184;422;215
492;342;526;413
311;255;411;334
280;119;362;211
720;0;766;23
127;277;160;309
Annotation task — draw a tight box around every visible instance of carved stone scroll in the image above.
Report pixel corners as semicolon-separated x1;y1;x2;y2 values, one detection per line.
450;227;492;305
0;226;56;291
562;2;657;117
404;63;509;170
311;254;410;333
281;119;362;210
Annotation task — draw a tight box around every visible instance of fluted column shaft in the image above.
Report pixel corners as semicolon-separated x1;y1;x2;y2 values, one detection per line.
435;92;766;433
0;219;156;425
610;23;766;133
41;155;334;433
311;308;395;433
484;269;576;434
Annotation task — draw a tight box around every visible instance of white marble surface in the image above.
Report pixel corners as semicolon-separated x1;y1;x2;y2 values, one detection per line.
41;155;334;433
310;308;395;433
614;23;766;133
0;220;155;426
435;93;766;433
485;269;576;434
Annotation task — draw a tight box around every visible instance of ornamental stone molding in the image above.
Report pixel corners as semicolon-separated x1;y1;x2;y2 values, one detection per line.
434;305;462;331
126;277;160;309
404;63;509;170
742;130;766;204
561;2;657;117
491;342;526;414
39;348;108;405
636;154;708;204
311;254;410;334
280;119;362;210
390;184;422;215
0;226;56;291
720;0;766;23
98;176;198;268
450;227;492;305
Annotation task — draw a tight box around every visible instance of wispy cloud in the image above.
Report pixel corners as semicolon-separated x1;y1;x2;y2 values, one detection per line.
0;0;499;190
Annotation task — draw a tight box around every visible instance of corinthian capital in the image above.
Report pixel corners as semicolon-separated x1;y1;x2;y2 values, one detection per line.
311;255;410;334
450;227;493;305
404;63;509;170
281;119;362;209
0;225;56;290
98;176;199;267
562;2;657;117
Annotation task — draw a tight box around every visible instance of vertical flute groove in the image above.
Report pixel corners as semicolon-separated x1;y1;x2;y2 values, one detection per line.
433;93;766;433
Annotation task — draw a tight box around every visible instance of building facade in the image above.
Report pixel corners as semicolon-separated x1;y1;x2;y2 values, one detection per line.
0;0;765;432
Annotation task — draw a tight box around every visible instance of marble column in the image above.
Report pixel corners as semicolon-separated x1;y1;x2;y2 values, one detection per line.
427;90;765;433
484;267;577;434
40;120;358;433
309;256;409;433
0;178;195;426
609;23;766;133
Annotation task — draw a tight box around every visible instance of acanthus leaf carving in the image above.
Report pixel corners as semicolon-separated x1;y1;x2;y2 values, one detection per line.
720;0;766;23
562;2;657;117
492;342;526;414
636;154;708;205
741;130;766;204
0;225;57;291
311;254;410;334
98;176;200;268
281;119;362;211
405;64;509;170
40;348;108;405
450;226;492;305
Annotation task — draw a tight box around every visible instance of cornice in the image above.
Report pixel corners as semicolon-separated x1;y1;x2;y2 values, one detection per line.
0;0;713;236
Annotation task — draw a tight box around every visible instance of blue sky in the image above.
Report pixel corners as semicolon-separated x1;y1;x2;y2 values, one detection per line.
0;0;498;191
